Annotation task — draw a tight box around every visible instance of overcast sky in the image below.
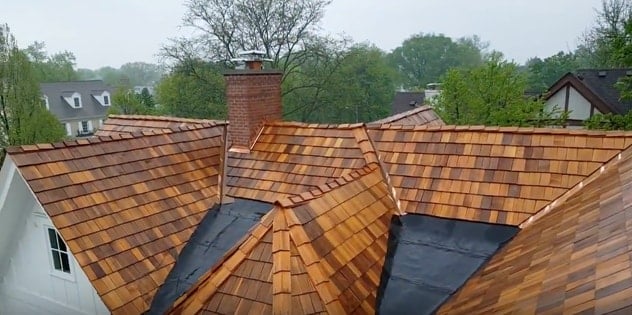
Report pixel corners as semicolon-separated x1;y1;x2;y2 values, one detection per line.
5;0;603;69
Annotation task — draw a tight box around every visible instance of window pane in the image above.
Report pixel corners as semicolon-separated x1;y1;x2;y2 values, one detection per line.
57;233;67;252
60;252;71;273
104;95;109;104
74;97;80;107
48;228;58;249
52;250;62;270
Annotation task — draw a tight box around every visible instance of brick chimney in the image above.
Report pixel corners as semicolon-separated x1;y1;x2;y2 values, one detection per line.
225;51;282;152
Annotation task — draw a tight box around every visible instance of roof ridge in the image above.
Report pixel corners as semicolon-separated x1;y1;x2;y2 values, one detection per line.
519;142;632;228
369;105;435;124
367;124;632;136
266;120;364;129
6;123;223;155
108;114;227;124
276;163;380;208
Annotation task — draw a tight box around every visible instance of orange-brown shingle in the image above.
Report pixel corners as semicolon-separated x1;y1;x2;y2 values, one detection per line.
9;125;225;314
370;105;444;126
226;122;377;202
438;142;632;314
169;164;396;314
96;115;225;136
368;125;632;225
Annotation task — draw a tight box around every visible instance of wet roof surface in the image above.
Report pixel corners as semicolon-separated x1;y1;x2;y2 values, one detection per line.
148;198;272;314
377;214;518;314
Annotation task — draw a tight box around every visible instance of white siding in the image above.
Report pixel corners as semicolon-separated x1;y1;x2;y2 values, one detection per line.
545;86;596;120
567;87;592;120
544;88;567;115
0;161;108;315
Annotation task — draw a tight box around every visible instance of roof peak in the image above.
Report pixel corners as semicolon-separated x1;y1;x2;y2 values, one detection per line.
367;124;632;136
108;114;226;125
6;122;223;155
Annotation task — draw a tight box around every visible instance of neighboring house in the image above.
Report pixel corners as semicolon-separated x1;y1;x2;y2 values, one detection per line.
41;80;113;137
2;61;632;314
390;91;425;115
544;68;632;126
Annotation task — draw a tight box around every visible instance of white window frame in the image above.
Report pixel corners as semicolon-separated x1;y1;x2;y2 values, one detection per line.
45;226;75;281
103;93;110;106
78;121;91;134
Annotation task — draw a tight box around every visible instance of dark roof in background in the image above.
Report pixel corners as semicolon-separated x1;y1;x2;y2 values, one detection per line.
377;214;517;314
575;69;632;114
545;69;632;115
391;91;425;115
40;80;113;121
148;198;272;314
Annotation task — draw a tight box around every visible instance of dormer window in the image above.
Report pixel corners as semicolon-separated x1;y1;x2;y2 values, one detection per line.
92;91;111;106
63;92;82;108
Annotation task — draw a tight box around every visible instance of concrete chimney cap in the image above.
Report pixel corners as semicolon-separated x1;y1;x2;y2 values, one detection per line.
240;50;266;56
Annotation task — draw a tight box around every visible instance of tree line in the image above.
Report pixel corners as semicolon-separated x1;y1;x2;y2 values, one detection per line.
2;0;632;164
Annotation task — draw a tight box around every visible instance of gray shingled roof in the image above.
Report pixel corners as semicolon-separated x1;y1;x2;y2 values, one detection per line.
391;91;425;115
40;80;113;121
575;69;632;114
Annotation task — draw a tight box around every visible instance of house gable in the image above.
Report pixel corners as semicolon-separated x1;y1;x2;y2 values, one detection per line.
7;124;225;314
0;158;109;315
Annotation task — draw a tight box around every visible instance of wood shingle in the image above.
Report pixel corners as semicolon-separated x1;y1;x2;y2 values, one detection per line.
368;125;632;225
9;124;225;314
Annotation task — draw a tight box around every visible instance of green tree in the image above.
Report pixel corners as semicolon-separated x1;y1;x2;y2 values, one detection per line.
108;85;150;115
138;88;155;110
119;62;165;86
283;43;396;123
23;41;78;82
577;0;632;67
436;53;564;126
0;24;66;164
155;59;226;119
163;0;331;77
584;112;632;130
525;51;580;93
387;33;485;90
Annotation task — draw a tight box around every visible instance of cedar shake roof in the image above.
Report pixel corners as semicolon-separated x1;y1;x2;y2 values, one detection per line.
169;164;396;314
438;144;632;314
370;105;444;126
368;125;632;225
7;125;225;314
96;115;225;136
10;107;632;313
225;122;379;202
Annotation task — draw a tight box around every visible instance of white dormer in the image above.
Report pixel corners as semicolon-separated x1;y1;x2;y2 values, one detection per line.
92;91;111;106
63;92;82;109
